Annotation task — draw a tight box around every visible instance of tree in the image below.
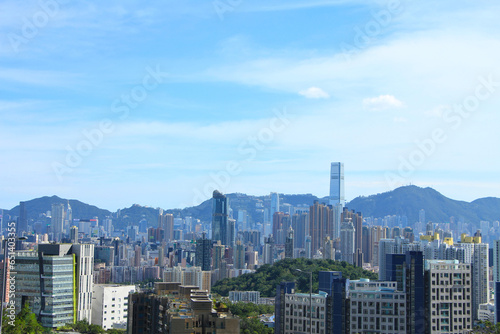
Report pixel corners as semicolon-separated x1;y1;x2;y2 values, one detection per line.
2;303;45;334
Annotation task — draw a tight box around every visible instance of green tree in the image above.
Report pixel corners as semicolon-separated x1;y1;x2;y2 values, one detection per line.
2;303;45;334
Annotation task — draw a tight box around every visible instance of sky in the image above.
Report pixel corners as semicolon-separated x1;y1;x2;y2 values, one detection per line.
1;0;500;211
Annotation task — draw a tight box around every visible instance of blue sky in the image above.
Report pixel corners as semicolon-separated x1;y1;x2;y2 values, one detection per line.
2;0;500;211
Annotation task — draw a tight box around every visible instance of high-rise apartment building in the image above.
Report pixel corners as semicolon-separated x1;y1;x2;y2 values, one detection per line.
494;240;500;282
309;201;334;255
455;233;489;320
329;162;345;207
424;260;472;333
273;211;290;245
292;212;308;249
340;221;355;265
341;207;363;263
349;280;407;333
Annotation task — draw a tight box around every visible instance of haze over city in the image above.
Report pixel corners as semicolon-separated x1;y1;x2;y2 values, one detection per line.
2;0;500;210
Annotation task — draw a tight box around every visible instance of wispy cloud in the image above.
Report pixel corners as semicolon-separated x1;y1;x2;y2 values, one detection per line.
363;95;403;111
299;87;330;99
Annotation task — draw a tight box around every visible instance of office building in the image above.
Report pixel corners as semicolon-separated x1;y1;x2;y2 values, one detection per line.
15;244;94;328
195;233;212;271
18;201;28;236
270;192;280;219
91;284;136;330
329;162;345;207
212;190;229;246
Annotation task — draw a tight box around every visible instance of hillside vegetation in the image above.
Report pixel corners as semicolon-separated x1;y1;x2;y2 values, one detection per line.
212;258;378;297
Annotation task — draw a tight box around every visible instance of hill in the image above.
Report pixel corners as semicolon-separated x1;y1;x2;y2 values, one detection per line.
6;195;111;222
347;185;500;223
211;258;378;297
3;186;500;230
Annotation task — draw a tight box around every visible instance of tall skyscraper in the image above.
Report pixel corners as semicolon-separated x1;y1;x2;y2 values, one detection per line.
212;190;229;246
18;201;28;236
270;192;280;221
51;203;65;241
329;162;345;207
158;212;174;242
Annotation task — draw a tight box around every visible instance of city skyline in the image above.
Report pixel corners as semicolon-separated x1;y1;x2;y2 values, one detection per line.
2;1;500;210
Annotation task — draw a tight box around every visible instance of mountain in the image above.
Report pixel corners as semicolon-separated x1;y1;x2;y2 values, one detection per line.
347;185;500;223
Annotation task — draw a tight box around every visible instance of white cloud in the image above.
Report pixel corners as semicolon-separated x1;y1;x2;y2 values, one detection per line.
298;87;330;99
363;95;403;111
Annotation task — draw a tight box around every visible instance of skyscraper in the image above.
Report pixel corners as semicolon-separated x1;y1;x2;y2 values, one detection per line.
270;192;280;219
51;203;65;241
212;190;229;246
329;162;345;207
340;221;355;265
309;201;334;255
18;201;28;236
195;233;212;271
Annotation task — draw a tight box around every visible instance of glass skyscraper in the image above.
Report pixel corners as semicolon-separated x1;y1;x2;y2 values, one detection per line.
329;162;345;207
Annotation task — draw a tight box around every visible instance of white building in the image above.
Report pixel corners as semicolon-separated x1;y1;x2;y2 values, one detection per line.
229;291;261;304
425;260;472;333
91;284;136;330
71;243;94;322
349;279;406;333
478;303;495;323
